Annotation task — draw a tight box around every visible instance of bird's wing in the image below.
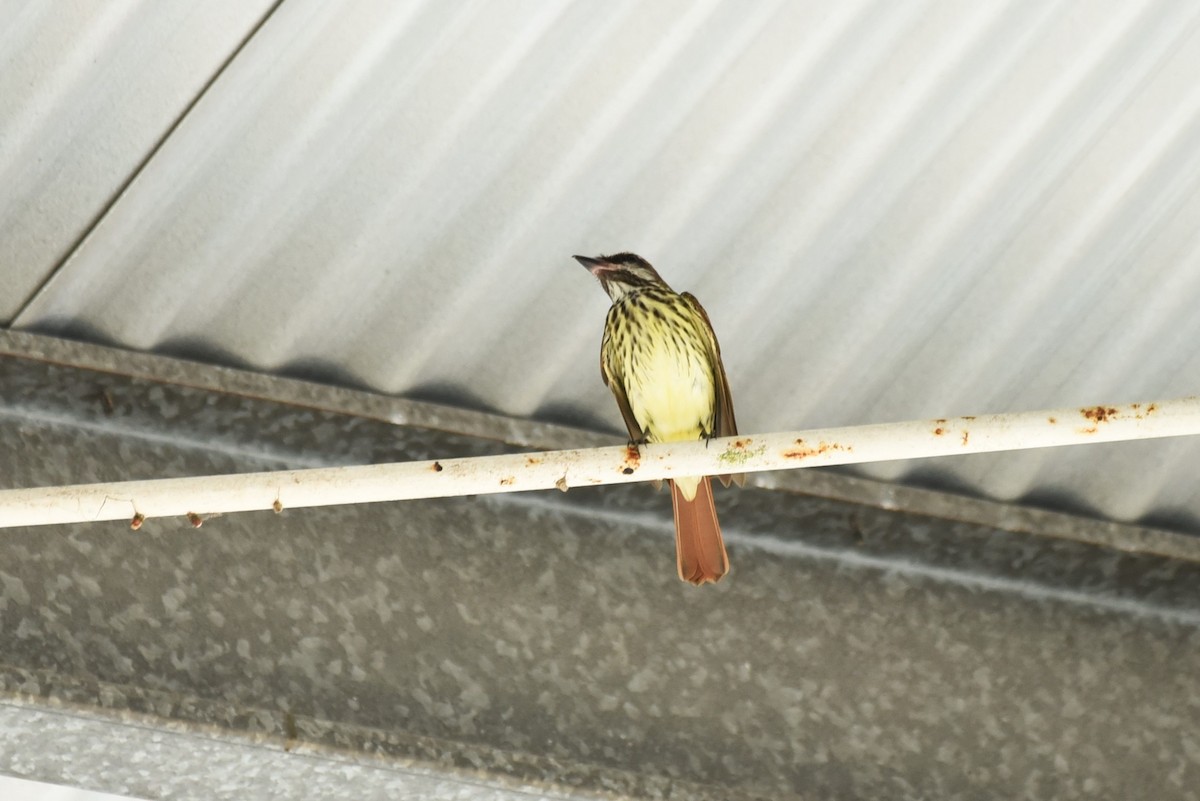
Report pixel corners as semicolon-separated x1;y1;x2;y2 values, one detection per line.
601;339;645;443
682;292;744;488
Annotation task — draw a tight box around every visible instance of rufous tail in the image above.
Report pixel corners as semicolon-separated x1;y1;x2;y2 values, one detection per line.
670;476;729;585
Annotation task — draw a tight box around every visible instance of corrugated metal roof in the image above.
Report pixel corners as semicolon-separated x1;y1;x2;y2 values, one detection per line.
0;0;278;321
7;0;1200;527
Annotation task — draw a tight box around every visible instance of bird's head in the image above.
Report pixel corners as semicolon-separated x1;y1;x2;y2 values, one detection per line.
574;252;669;302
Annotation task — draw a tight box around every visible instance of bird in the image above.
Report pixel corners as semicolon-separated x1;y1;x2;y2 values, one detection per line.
576;252;743;585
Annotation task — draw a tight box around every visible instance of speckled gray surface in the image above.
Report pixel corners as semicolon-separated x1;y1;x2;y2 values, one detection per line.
2;335;1200;800
0;703;608;801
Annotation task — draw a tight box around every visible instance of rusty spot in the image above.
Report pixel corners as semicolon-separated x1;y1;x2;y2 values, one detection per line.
500;476;515;486
85;386;116;416
621;443;641;475
935;418;947;425
962;415;976;421
733;438;750;449
784;441;848;459
1048;416;1057;424
525;456;541;466
1078;426;1098;435
849;512;865;545
933;427;945;436
961;431;969;446
130;513;145;531
284;711;298;752
187;512;204;528
273;498;284;514
1082;406;1118;423
1134;402;1159;420
432;461;444;472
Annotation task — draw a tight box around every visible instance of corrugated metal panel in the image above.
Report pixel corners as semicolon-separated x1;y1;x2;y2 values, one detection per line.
11;0;1200;527
0;0;278;321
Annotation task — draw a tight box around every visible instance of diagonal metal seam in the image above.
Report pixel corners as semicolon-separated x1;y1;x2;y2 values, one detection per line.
0;328;612;450
505;492;1200;614
8;0;291;324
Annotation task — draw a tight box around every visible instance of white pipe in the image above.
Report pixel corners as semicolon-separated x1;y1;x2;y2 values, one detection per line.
1;396;1197;529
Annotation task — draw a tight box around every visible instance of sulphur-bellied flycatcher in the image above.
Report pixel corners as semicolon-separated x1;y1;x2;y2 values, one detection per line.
576;252;743;585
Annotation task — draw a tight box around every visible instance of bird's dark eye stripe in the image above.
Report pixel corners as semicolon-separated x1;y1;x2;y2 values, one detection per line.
618;273;654;290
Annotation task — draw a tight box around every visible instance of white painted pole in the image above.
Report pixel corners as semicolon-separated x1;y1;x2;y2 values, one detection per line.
0;397;1196;529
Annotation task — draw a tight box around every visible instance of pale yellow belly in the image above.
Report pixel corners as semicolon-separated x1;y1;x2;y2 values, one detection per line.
625;338;715;443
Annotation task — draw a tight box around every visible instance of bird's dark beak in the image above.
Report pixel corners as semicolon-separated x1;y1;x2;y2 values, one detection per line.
573;255;610;277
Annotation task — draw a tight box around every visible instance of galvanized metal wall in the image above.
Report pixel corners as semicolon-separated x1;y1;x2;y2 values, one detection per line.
2;335;1199;800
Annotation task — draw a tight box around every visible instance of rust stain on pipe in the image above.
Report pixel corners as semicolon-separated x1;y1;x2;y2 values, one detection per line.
784;439;850;460
621;444;641;475
1082;406;1119;424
